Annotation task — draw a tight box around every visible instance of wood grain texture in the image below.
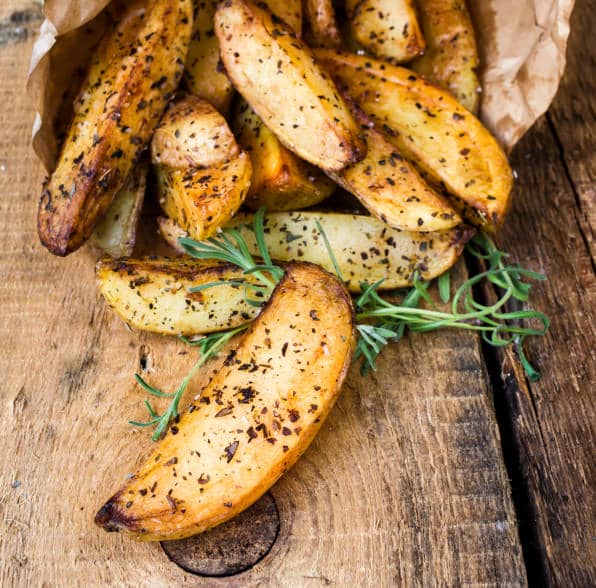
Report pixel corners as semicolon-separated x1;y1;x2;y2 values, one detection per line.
488;4;595;582
1;0;576;586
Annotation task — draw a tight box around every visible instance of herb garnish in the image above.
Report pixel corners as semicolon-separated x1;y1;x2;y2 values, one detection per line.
131;211;549;438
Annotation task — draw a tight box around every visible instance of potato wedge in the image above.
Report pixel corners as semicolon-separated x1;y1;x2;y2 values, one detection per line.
157;216;188;255
303;0;342;48
37;0;192;256
228;212;473;292
345;0;425;63
97;257;259;335
215;0;365;172
95;262;355;541
151;96;252;241
315;50;513;232
327;105;460;232
412;0;480;113
89;162;147;258
233;98;336;211
184;0;235;113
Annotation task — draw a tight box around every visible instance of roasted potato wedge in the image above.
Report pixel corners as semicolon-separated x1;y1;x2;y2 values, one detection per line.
228;212;474;292
151;96;252;241
303;0;341;48
38;0;192;256
89;162;147;258
95;262;355;541
327;106;460;232
97;257;259;335
184;0;235;113
316;50;513;232
215;0;365;172
233;98;336;211
412;0;480;113
345;0;425;63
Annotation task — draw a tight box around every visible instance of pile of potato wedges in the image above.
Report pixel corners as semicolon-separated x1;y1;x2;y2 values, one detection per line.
37;0;514;541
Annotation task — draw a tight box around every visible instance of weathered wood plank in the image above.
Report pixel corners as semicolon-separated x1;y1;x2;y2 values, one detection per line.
490;4;596;581
2;1;525;585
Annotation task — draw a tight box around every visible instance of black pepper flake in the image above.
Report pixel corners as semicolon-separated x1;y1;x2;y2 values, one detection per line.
288;409;300;422
224;440;239;462
309;310;319;321
166;495;177;513
224;502;233;507
139;489;147;496
215;406;233;417
164;457;178;466
197;473;210;485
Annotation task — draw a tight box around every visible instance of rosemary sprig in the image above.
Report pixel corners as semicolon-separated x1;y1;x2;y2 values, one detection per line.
131;211;549;438
130;325;250;441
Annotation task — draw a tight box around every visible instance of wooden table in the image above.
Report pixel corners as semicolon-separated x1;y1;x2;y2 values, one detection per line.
0;2;593;586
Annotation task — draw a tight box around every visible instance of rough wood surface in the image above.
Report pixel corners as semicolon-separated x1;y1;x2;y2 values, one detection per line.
0;0;590;586
488;5;595;585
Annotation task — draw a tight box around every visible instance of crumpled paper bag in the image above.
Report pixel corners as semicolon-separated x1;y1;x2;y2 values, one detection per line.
28;0;575;172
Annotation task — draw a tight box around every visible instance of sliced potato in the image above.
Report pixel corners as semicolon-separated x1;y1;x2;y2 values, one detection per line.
315;50;513;232
95;262;355;541
184;0;235;113
38;0;192;256
89;162;147;258
97;257;259;335
327;104;460;232
303;0;342;48
215;0;365;172
412;0;480;113
345;0;425;63
228;212;473;292
233;98;335;211
151;96;252;241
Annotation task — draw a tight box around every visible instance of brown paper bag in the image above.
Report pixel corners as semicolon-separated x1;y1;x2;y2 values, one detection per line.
27;0;575;171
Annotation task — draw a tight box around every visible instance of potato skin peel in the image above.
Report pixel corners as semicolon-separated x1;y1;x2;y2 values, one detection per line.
38;0;192;256
95;263;355;541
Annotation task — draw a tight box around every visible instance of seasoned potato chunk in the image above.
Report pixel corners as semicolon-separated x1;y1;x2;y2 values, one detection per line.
95;263;355;541
215;0;365;172
151;96;252;241
38;0;192;256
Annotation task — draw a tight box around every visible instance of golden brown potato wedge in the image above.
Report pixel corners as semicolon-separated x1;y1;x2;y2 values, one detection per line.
97;257;259;335
38;0;192;256
303;0;342;48
233;98;336;211
327;105;460;232
95;262;355;541
345;0;425;63
215;0;365;172
89;162;147;258
315;50;513;232
412;0;480;113
184;0;235;113
151;96;252;241
227;211;474;292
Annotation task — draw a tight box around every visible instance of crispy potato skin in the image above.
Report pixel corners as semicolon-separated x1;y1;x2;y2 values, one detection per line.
303;0;341;48
184;0;235;113
233;99;335;211
95;262;355;541
38;0;192;256
327;104;460;232
228;212;474;292
151;96;252;241
316;50;513;232
97;257;259;335
215;0;365;172
89;161;147;258
412;0;480;113
345;0;425;63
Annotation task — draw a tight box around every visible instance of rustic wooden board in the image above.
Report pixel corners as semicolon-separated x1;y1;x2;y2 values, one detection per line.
486;5;595;585
0;0;590;585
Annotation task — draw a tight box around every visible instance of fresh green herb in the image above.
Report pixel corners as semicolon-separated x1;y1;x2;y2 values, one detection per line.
131;212;549;438
351;233;549;378
131;325;250;441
